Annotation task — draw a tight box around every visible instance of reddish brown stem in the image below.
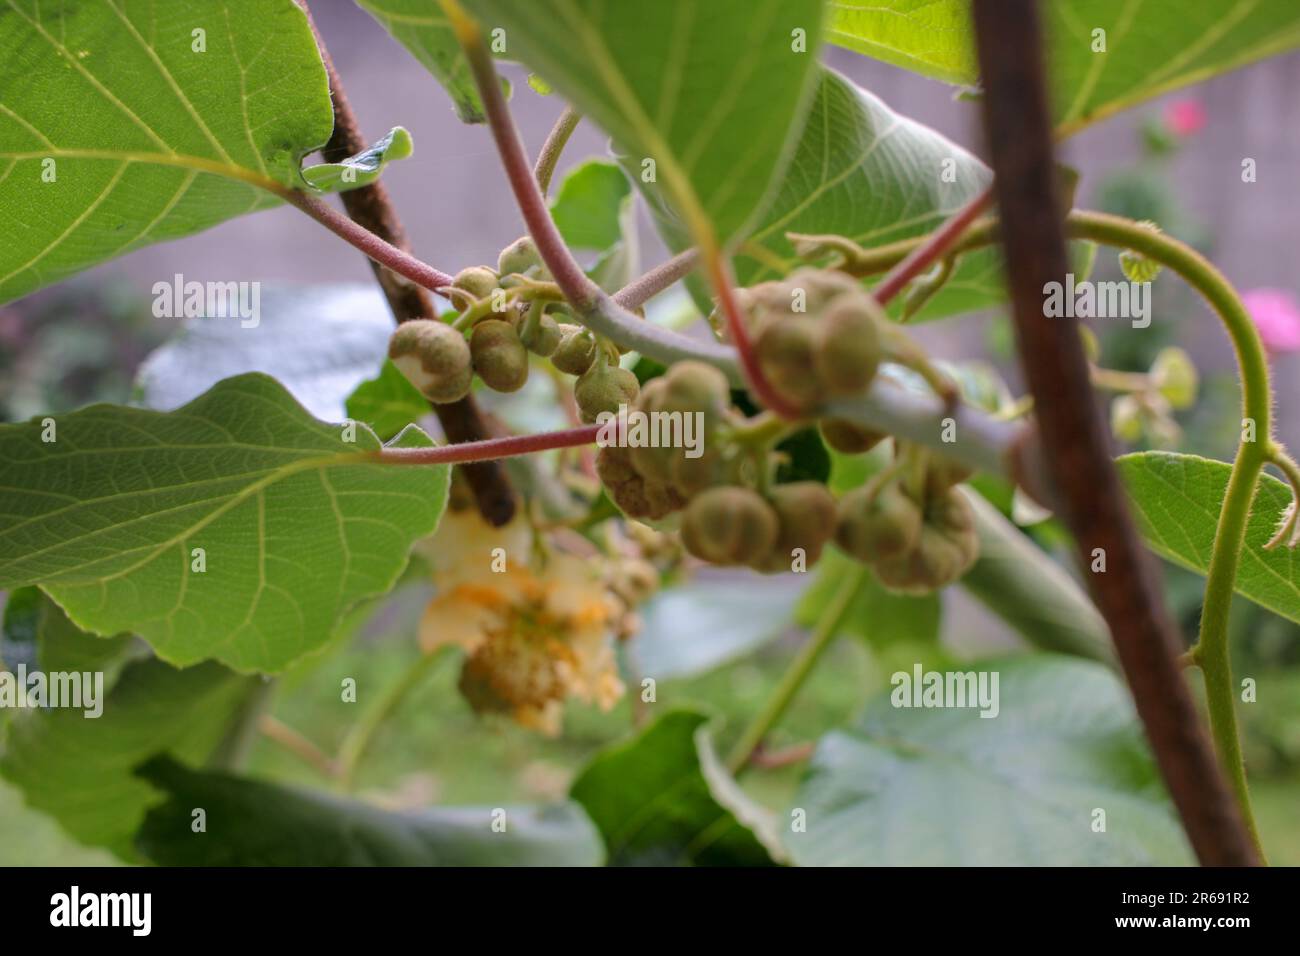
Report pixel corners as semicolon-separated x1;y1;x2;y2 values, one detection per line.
378;424;602;466
455;18;597;310
971;0;1257;867
304;2;515;526
706;250;803;419
873;186;994;306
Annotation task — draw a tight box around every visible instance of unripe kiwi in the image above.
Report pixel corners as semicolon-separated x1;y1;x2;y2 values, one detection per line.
680;486;779;567
388;318;473;404
819;418;886;455
668;447;723;498
552;326;598;376
596;445;686;520
763;481;838;570
575;363;640;424
497;236;544;277
815;296;882;396
471;319;529;393
520;310;562;357
834;480;922;564
754;318;824;412
452;266;499;301
661;360;731;421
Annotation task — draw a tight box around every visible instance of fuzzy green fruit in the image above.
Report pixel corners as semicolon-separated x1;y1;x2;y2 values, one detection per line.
452;266;499;300
552;327;598;376
680;486;779;567
388;319;473;404
834;481;922;563
497;235;545;277
814;296;882;396
471;319;529;393
575;363;640;424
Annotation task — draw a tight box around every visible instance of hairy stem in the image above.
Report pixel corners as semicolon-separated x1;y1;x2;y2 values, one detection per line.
377;424;603;466
535;105;581;196
613;248;700;310
726;565;864;775
872;186;995;305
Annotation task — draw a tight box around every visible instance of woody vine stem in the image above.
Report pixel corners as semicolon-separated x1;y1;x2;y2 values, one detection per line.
284;0;1282;861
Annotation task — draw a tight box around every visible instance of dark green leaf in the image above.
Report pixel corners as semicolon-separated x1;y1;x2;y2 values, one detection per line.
134;757;603;866
571;709;783;865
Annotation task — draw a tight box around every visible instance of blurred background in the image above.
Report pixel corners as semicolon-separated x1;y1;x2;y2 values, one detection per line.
2;3;1299;864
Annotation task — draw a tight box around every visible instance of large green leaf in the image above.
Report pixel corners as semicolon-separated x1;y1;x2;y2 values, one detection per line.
461;0;826;245
136;284;395;420
788;655;1193;865
652;69;1004;322
828;0;1300;135
0;649;250;860
355;0;487;123
632;572;806;680
0;0;335;304
570;709;783;866
134;757;603;866
1119;451;1300;624
0;373;449;673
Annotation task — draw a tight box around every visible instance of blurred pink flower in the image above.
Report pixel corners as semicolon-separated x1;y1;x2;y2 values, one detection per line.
1164;99;1206;137
1244;288;1300;354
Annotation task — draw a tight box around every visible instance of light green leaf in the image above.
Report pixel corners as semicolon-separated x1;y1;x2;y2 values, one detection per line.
0;650;250;860
0;373;449;673
301;126;413;191
355;0;486;122
0;0;334;305
828;0;1300;135
632;572;806;680
345;358;429;442
462;0;826;245
570;709;783;866
551;159;639;293
551;159;631;250
789;655;1193;865
136;284;396;421
652;69;1003;321
796;549;941;651
134;757;603;866
1119;450;1300;623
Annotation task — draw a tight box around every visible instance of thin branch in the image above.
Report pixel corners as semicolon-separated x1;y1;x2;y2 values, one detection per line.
303;2;516;526
971;0;1259;867
613;248;700;310
283;189;455;291
872;186;995;305
534;105;581;196
377;424;602;466
259;714;338;779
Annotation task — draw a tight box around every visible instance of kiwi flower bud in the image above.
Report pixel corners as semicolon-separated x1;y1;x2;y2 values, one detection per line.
388;319;473;404
681;486;779;567
471;319;529;393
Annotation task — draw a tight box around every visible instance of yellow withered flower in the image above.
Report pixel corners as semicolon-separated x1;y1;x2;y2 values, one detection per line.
416;510;623;736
